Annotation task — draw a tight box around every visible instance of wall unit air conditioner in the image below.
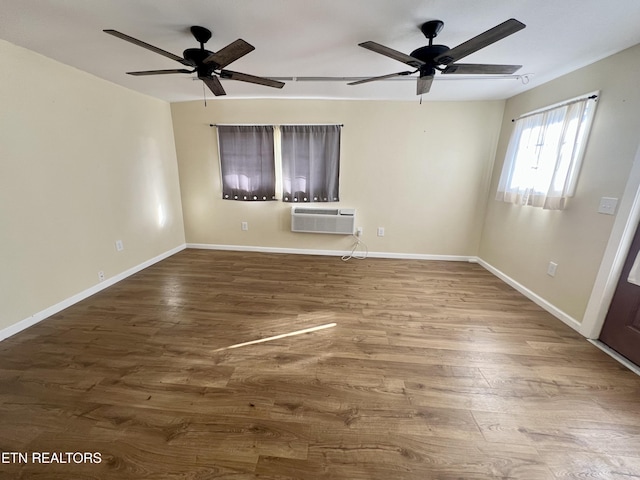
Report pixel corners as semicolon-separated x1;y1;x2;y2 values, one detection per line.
291;207;355;234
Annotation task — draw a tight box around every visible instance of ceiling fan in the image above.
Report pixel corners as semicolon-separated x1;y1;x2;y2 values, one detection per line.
103;26;285;96
349;18;526;95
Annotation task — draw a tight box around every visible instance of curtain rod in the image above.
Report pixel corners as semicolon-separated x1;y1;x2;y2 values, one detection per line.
209;123;344;127
512;94;598;122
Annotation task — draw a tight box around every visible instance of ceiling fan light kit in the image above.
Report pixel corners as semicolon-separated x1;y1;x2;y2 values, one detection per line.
104;18;525;97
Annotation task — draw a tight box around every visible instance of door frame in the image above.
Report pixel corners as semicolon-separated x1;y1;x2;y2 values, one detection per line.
582;142;640;339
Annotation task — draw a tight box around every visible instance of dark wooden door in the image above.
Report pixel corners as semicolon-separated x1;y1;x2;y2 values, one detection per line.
600;221;640;366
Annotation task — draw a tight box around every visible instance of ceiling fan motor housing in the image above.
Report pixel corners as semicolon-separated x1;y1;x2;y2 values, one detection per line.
410;45;449;65
183;48;218;75
410;44;449;77
185;26;217;74
414;20;449;74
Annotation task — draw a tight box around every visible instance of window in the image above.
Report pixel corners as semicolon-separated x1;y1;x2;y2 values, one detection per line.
217;125;276;201
496;93;597;210
281;125;341;203
216;124;341;202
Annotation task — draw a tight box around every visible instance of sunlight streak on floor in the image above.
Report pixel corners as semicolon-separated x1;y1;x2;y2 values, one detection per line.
212;323;337;353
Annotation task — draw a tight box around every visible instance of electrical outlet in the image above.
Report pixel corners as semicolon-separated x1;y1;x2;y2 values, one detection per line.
356;227;363;237
377;227;385;237
598;197;618;215
547;261;558;277
241;221;248;231
98;271;105;282
115;240;124;251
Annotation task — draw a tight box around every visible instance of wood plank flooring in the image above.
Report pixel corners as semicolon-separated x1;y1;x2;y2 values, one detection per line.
1;249;639;479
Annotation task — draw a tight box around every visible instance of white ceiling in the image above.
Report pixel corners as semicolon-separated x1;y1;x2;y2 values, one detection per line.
2;0;640;102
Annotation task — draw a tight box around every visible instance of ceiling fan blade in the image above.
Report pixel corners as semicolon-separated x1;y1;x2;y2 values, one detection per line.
127;69;194;76
358;41;425;69
417;75;433;95
434;18;525;65
203;39;255;68
103;29;193;67
442;63;522;75
219;70;285;89
348;71;414;85
200;76;226;96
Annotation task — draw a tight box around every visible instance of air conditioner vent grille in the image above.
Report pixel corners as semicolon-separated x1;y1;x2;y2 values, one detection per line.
291;207;355;235
294;208;339;215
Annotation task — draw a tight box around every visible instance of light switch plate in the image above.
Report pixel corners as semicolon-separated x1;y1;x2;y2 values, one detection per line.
598;197;618;215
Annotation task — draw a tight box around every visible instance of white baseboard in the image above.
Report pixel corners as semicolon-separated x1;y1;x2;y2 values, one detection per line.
186;243;475;262
475;258;582;333
588;340;640;376
0;244;186;342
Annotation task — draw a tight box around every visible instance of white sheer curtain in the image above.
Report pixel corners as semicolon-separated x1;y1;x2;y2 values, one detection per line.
280;125;341;203
496;97;595;210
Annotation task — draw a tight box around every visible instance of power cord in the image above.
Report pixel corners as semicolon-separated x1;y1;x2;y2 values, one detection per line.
341;233;368;261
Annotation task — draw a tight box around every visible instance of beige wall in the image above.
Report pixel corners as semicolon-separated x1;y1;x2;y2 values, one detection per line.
479;43;640;322
172;98;504;256
0;39;185;331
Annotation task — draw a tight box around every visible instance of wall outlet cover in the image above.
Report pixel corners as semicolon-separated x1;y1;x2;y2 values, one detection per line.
598;197;618;215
